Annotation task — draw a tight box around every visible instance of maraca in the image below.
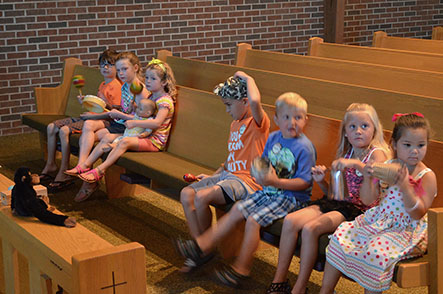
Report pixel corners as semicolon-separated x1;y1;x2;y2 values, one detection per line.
183;173;198;183
72;75;85;96
130;81;143;95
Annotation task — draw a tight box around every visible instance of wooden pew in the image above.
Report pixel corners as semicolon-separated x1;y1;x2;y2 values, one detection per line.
308;37;443;73
372;31;443;55
235;43;443;99
432;26;443;40
158;52;443;141
0;174;146;294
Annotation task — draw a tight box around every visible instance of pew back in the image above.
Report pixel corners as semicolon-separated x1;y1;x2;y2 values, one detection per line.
308;37;443;73
373;31;443;55
163;54;443;141
236;43;443;99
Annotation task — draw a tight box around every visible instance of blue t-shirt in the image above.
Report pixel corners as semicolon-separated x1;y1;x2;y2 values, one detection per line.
262;131;316;202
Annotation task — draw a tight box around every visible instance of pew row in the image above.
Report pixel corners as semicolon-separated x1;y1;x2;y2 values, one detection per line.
372;31;443;55
235;42;443;99
158;51;443;141
308;37;443;73
0;174;146;294
432;26;443;40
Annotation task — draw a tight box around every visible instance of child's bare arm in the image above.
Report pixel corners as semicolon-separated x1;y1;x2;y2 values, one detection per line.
359;150;387;205
137;130;152;138
234;71;266;127
398;166;437;220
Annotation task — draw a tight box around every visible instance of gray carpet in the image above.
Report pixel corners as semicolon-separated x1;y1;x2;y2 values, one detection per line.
0;133;427;293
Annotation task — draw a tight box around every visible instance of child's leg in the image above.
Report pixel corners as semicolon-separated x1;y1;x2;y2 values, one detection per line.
272;206;322;284
180;186;200;238
293;211;345;294
194;185;226;235
53;125;72;181
319;261;342;294
41;123;59;174
231;216;261;276
96;137;139;172
196;203;245;254
82;133;120;169
77;120;107;164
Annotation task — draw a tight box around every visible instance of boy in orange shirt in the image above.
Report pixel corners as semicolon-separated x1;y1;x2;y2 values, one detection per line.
180;71;270;271
40;49;122;191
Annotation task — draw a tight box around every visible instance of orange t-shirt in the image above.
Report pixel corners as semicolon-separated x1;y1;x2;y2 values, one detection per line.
225;114;270;191
98;78;122;106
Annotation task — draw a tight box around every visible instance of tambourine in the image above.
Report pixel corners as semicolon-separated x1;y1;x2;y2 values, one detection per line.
82;95;108;113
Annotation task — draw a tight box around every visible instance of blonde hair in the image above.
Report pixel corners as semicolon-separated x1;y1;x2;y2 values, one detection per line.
145;61;177;102
336;103;391;159
275;92;307;116
116;51;144;83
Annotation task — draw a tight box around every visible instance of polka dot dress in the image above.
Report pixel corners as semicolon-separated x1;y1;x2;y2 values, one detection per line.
325;167;431;292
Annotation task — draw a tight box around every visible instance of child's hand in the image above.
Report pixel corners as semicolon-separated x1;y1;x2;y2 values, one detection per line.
196;174;209;180
363;160;375;178
332;158;356;171
64;217;77;228
108;109;123;119
77;95;84;104
255;165;278;187
395;164;410;190
311;165;327;182
233;71;250;81
124;120;136;129
138;131;150;138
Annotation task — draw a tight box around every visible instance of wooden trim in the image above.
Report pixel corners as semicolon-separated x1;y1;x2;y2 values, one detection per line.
428;208;443;294
323;0;344;43
372;31;443;55
308;37;324;56
157;49;172;63
432;27;443;40
372;31;387;48
235;43;252;66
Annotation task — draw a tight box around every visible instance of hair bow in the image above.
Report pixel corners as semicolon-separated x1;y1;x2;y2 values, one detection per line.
408;176;425;197
148;58;166;72
392;112;424;122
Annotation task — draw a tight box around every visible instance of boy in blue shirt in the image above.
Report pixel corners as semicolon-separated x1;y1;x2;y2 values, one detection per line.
175;92;316;288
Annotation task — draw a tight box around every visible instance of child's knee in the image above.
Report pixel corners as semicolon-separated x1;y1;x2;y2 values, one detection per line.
301;221;322;238
59;126;70;138
180;187;195;206
47;123;58;135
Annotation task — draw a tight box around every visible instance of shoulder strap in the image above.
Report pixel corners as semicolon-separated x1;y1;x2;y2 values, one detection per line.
414;168;432;181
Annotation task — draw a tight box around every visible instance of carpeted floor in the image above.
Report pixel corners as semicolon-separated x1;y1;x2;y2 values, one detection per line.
0;133;427;293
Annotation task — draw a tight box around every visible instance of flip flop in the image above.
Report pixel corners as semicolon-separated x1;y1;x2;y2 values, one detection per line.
64;165;91;177
74;182;99;202
47;180;75;193
39;173;55;183
79;168;104;184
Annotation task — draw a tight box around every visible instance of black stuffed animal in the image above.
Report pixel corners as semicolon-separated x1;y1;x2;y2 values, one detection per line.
11;167;76;227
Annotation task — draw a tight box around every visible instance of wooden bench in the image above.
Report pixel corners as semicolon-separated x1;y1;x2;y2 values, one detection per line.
235;42;443;99
308;37;443;74
372;31;443;55
0;174;146;294
22;57;443;293
158;52;443;141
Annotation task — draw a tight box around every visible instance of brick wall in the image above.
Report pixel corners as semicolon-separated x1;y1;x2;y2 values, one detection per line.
0;0;442;136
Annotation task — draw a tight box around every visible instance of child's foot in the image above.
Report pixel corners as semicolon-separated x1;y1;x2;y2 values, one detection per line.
214;264;249;289
65;164;91;177
74;182;99;202
265;279;292;294
173;238;215;270
39;165;58;182
102;143;115;153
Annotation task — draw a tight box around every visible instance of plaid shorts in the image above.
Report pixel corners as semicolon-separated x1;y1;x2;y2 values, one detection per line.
53;117;84;134
237;190;308;227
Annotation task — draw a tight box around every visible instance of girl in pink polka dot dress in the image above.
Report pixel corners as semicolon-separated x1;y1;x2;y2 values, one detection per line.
320;113;437;294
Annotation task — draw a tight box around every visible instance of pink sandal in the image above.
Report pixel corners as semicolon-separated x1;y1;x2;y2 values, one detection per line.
64;165;91;177
79;168;104;183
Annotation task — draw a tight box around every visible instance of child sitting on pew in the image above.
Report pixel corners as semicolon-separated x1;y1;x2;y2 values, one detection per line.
320;113;437;294
179;71;270;272
175;92;316;288
102;99;157;152
266;103;390;294
11;167;76;228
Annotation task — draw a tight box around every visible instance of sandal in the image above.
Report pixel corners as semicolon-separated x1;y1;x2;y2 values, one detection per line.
173;238;215;269
39;173;55;183
74;182;99;202
47;180;75;193
214;264;248;288
265;280;292;294
79;168;104;183
64;165;91;177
